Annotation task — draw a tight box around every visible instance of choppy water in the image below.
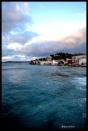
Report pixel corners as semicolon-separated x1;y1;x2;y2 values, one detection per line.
2;63;86;129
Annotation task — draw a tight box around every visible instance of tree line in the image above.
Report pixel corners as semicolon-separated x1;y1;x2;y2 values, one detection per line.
35;52;85;61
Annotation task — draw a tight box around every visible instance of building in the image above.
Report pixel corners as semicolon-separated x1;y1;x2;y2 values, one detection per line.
66;58;72;65
40;61;52;65
58;59;65;65
40;61;47;65
72;55;86;66
52;60;58;65
46;56;52;61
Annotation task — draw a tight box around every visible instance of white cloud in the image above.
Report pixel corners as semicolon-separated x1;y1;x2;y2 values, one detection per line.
7;43;23;51
2;56;13;62
2;55;28;62
32;20;86;41
2;55;41;62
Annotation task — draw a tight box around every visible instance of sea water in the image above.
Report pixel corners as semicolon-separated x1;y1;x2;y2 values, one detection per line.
2;63;86;129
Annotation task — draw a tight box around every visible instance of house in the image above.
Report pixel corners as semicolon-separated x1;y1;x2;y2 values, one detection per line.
66;58;72;65
40;61;47;65
30;60;36;65
52;60;58;65
72;55;86;66
57;59;65;65
40;61;51;65
52;59;66;66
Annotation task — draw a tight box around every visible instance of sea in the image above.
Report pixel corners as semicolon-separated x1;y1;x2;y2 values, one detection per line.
2;63;86;129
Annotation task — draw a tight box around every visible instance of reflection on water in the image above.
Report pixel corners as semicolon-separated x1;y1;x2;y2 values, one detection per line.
73;77;86;85
2;63;86;129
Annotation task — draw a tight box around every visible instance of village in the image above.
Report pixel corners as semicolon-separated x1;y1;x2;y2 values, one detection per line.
29;53;86;67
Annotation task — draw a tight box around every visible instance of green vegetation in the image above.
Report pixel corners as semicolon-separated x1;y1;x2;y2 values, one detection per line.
38;58;47;61
50;52;72;60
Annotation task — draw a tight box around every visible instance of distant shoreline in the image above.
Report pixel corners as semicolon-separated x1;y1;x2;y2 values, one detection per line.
2;61;29;63
2;61;86;67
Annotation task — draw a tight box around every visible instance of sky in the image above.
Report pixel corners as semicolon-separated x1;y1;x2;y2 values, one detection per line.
2;2;86;61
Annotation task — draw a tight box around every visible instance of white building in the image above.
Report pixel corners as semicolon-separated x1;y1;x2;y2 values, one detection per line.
40;60;52;65
52;60;58;65
72;55;86;66
79;57;86;65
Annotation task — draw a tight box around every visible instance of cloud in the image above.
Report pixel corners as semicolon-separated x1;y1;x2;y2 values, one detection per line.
2;2;39;59
5;28;86;59
2;54;40;62
63;28;86;47
2;2;31;34
32;20;86;41
7;42;23;51
24;28;86;56
2;55;29;62
9;31;39;44
2;2;86;61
